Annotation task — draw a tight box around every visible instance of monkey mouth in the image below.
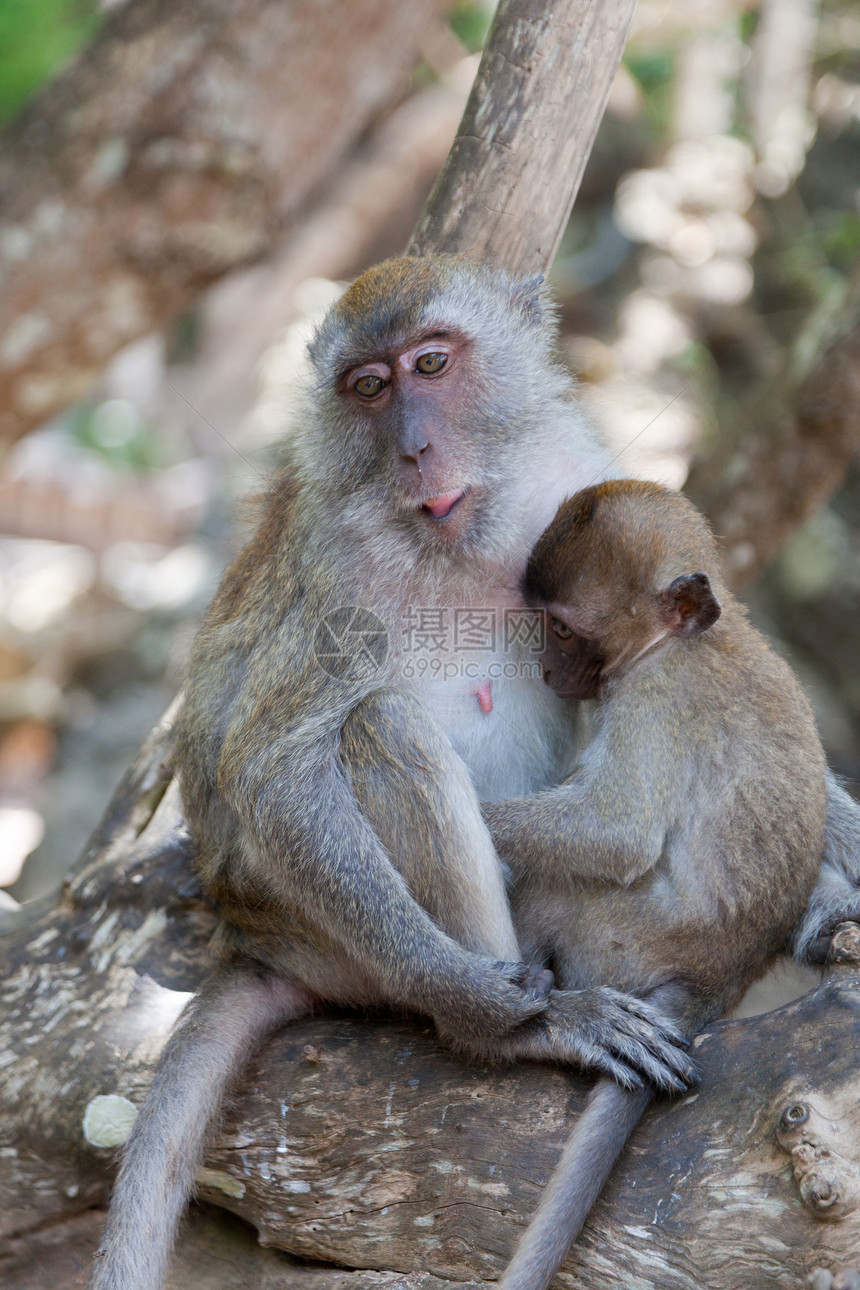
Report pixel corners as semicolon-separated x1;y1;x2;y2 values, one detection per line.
422;488;467;521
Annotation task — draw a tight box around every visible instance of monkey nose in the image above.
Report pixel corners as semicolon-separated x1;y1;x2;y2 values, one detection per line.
400;439;430;466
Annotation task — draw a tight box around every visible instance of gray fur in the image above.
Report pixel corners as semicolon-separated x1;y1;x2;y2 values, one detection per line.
794;773;860;961
91;970;308;1290
90;258;685;1290
89;260;858;1290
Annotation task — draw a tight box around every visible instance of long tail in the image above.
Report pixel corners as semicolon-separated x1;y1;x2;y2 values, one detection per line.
499;1078;652;1290
90;967;310;1290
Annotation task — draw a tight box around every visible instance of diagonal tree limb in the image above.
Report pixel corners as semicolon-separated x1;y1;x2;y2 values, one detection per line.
409;0;637;274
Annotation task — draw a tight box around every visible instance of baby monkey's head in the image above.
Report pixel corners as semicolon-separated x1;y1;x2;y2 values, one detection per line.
525;480;723;698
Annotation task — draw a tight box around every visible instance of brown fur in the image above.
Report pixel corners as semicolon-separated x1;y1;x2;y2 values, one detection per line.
488;481;827;1290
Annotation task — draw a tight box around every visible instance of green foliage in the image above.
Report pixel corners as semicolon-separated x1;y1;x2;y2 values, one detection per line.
624;47;676;134
448;1;492;54
0;0;100;124
737;8;759;45
822;211;860;271
67;400;165;472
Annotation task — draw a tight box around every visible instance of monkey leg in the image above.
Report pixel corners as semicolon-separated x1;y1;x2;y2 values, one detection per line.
91;691;538;1290
341;687;521;960
794;771;860;964
340;688;693;1089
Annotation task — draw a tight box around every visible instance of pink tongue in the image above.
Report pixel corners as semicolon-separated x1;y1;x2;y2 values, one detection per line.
424;490;463;519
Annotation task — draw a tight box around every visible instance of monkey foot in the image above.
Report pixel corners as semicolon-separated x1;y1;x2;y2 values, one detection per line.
804;919;860;967
536;988;697;1094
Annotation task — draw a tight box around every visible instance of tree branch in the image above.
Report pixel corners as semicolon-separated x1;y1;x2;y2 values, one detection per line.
2;739;859;1284
409;0;637;275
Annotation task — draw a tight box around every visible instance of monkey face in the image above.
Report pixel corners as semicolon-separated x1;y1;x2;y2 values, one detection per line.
534;612;606;699
305;256;560;556
335;329;483;544
526;480;724;686
526;534;649;691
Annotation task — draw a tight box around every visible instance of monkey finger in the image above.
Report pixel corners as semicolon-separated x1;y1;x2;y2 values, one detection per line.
599;1009;699;1086
492;960;555;998
518;965;556;998
564;987;686;1054
598;989;689;1046
560;991;697;1089
611;1044;690;1095
539;1021;645;1088
580;1048;645;1091
588;1022;692;1092
606;1024;699;1090
535;998;663;1085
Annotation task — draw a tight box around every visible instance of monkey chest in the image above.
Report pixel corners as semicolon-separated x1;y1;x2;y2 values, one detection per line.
417;670;577;801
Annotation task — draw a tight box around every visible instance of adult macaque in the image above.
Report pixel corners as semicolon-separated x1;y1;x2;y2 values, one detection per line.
90;258;693;1290
486;480;828;1290
89;258;860;1290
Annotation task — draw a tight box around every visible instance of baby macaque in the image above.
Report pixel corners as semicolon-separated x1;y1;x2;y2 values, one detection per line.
486;479;827;1290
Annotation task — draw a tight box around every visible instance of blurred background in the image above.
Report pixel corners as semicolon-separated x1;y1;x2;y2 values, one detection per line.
0;0;858;908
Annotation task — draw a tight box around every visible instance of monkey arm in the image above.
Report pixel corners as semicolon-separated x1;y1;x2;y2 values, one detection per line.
192;640;538;1040
234;749;548;1039
484;704;675;890
208;685;692;1091
484;777;664;889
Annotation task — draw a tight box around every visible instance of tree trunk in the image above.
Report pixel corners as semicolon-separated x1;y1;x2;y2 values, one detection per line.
408;0;637;275
686;270;860;590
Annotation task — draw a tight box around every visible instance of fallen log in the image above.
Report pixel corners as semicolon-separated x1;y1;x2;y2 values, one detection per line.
1;708;858;1287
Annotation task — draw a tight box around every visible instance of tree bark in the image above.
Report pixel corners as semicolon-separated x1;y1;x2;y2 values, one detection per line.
408;0;637;276
0;0;447;444
1;723;859;1285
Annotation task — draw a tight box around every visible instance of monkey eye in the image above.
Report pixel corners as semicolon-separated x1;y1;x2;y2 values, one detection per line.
550;618;574;640
415;352;447;375
353;374;387;398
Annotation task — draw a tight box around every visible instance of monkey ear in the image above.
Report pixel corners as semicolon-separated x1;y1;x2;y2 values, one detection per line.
659;572;721;638
510;274;545;323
